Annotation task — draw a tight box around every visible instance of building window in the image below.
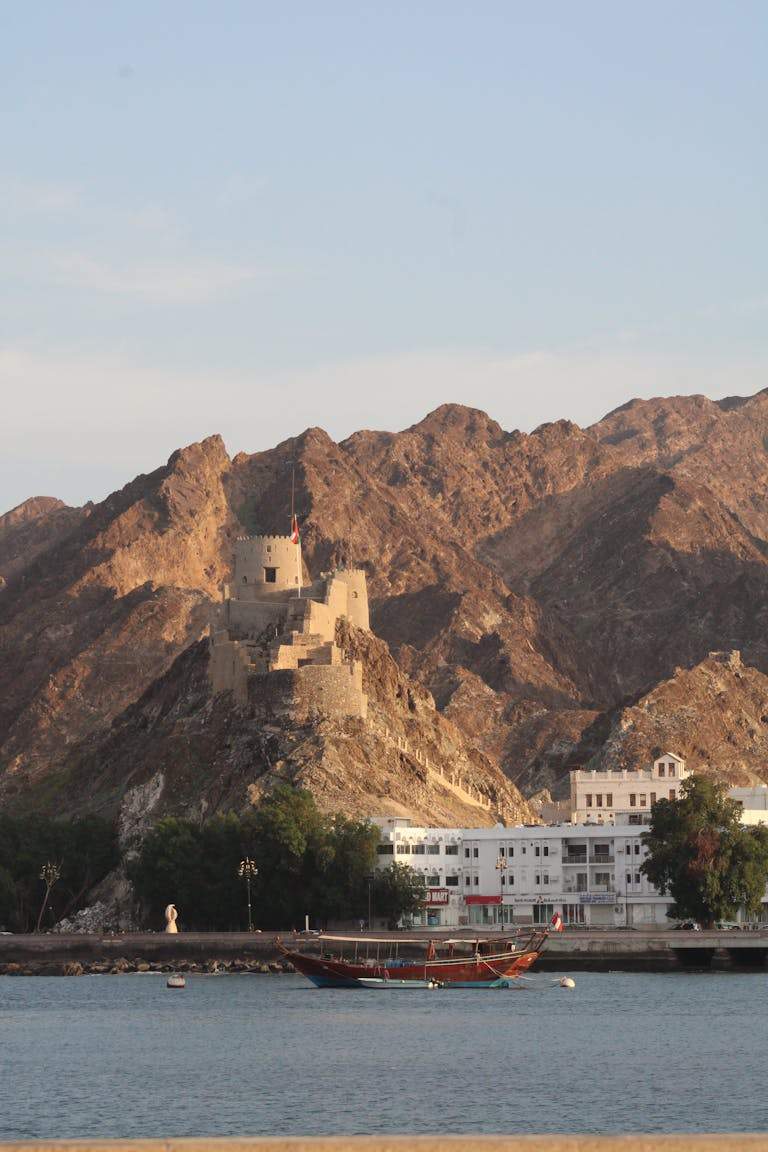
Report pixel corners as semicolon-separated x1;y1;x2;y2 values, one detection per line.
412;844;425;855
501;874;506;886
586;794;593;807
499;846;505;857
576;873;587;892
376;843;393;855
508;846;514;858
533;904;554;925
396;844;411;854
606;793;613;807
669;764;676;778
535;846;540;857
266;545;272;553
508;874;514;886
659;764;666;777
473;876;479;886
446;876;459;887
630;794;636;807
634;844;640;855
669;789;676;801
626;872;632;885
464;848;470;858
596;794;603;808
535;874;540;885
264;567;277;583
650;792;656;805
639;794;647;807
445;844;458;855
242;576;248;584
426;844;439;855
465;875;470;886
543;873;549;885
427;875;440;886
543;846;549;857
594;872;611;887
473;847;479;858
635;873;641;884
522;846;526;855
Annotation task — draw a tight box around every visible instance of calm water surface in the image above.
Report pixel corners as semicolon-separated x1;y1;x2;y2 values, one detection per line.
1;971;766;1139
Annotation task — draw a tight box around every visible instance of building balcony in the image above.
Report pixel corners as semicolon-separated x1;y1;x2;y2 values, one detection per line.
562;854;588;865
589;854;615;864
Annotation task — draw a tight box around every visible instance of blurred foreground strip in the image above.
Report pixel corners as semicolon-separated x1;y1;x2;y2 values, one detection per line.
2;1138;768;1152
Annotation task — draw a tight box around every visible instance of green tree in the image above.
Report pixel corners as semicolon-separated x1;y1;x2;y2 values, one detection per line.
315;816;379;923
0;813;118;932
374;862;427;928
642;775;768;927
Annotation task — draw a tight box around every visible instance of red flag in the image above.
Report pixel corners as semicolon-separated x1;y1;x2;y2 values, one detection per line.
290;515;300;545
550;912;564;932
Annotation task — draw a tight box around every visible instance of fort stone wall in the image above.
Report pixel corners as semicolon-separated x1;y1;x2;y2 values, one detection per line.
210;535;370;721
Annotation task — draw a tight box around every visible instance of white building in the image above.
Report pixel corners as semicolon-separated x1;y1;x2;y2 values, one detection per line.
372;817;666;930
729;787;768;825
570;753;689;824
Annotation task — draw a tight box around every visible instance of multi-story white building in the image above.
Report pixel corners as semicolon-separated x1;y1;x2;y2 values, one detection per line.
570;753;689;824
372;817;665;930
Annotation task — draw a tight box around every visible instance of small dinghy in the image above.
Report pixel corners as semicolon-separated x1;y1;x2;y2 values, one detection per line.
166;974;186;989
356;976;442;989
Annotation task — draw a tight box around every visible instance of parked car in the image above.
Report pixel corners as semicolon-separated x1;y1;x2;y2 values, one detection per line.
715;920;742;931
673;920;701;931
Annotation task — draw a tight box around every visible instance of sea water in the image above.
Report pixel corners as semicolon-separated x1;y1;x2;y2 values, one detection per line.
1;971;766;1139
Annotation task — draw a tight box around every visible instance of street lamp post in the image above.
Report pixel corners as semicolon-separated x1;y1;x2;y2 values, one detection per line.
495;854;506;932
365;872;374;931
238;858;258;932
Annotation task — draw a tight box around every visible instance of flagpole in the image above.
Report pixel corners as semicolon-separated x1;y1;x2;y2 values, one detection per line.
291;465;301;599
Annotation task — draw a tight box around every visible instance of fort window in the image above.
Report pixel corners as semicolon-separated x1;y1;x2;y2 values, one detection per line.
264;567;277;583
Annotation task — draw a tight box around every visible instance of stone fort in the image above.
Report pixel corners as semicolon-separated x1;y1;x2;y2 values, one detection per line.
209;534;369;720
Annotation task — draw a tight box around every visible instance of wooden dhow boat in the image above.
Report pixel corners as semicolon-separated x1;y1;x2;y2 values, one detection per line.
278;929;547;989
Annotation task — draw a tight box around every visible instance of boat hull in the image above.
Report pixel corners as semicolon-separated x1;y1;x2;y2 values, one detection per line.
283;941;542;989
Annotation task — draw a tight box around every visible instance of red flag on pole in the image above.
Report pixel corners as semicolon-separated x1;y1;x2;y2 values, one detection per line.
290;515;300;545
550;912;564;932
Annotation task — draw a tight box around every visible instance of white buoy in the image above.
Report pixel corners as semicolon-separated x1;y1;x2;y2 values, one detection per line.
559;976;576;989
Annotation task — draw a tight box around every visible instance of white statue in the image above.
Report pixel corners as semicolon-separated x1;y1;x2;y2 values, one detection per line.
164;904;179;934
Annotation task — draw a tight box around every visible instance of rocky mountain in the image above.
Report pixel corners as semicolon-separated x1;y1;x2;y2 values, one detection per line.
3;388;768;827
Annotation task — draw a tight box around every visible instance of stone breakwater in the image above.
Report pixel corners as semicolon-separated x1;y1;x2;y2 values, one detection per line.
0;930;297;976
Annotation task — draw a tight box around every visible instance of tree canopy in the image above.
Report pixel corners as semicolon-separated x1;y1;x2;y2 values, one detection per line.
0;813;118;932
374;861;428;929
641;775;768;927
129;786;381;931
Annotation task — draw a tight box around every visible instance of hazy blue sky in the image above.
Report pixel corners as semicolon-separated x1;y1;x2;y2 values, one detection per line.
1;2;766;512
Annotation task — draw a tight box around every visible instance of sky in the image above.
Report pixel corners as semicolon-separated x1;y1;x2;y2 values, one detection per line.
1;2;766;513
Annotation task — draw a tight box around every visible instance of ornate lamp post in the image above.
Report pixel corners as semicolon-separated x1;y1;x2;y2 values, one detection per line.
495;854;506;932
238;858;258;932
35;861;61;934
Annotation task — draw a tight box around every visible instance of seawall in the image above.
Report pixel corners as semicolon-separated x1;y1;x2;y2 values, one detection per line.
1;929;767;974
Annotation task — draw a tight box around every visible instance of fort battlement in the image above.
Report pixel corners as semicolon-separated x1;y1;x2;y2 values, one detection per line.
210;534;369;719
